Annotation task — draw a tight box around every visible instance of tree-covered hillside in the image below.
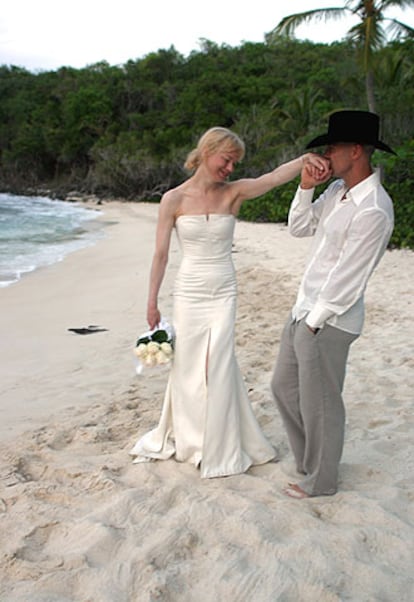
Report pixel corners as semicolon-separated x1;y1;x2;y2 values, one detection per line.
1;37;413;247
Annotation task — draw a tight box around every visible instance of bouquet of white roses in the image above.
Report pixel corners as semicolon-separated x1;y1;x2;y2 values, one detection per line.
133;317;174;375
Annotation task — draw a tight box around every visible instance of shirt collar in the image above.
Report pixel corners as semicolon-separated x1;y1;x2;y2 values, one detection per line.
347;168;381;206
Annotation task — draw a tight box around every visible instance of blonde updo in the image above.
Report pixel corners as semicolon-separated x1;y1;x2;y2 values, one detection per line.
184;127;245;172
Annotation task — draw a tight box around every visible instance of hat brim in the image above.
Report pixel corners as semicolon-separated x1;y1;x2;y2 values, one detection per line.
305;134;396;155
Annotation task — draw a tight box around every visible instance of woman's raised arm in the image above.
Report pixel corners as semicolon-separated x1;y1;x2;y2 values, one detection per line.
230;153;330;212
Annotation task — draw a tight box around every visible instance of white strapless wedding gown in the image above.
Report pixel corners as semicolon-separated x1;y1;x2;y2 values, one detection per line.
130;214;276;477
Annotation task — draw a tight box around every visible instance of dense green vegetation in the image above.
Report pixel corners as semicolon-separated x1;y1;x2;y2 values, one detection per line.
1;37;413;248
273;0;414;113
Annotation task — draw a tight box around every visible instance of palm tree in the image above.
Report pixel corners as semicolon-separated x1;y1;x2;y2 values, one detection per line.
272;1;414;112
270;87;324;144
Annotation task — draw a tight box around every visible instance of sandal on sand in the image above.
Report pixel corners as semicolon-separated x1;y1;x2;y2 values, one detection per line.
283;483;309;499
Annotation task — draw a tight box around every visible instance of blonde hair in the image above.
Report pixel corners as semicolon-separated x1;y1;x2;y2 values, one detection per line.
184;127;245;172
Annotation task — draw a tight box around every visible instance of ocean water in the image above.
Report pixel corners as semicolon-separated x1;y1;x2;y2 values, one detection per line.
0;193;105;287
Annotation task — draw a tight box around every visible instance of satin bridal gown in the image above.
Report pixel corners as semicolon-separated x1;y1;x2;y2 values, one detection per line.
129;214;276;477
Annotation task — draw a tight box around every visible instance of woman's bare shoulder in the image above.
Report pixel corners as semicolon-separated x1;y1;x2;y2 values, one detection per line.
158;183;188;218
163;181;189;202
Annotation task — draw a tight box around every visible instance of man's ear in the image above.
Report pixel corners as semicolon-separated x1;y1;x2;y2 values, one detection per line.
352;143;364;159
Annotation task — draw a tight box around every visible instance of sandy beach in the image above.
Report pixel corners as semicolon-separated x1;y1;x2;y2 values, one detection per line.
0;201;413;601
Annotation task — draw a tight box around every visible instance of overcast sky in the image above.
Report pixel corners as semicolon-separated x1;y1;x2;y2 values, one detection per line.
1;1;413;72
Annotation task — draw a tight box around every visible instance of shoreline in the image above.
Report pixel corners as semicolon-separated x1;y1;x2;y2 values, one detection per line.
1;201;413;600
0;193;107;289
0;201;170;441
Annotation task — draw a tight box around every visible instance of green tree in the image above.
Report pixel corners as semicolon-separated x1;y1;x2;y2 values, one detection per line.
1;39;414;248
271;1;414;112
270;87;323;146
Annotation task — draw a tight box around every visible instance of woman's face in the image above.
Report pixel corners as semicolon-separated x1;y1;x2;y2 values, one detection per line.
205;147;241;181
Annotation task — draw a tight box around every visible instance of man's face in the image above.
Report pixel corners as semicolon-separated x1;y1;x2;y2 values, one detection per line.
323;143;357;178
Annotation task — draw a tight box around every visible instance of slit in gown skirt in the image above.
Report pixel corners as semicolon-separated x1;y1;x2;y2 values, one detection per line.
129;214;276;478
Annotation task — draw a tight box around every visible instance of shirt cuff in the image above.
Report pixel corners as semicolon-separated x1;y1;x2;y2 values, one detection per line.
298;186;315;199
289;186;314;213
305;304;335;330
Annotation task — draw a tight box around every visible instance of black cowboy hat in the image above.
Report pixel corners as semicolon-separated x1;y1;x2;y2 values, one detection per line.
305;110;396;155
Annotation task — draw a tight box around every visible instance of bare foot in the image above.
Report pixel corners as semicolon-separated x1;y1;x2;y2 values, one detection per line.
283;483;309;499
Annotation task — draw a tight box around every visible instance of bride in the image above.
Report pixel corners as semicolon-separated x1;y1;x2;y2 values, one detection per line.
130;126;330;478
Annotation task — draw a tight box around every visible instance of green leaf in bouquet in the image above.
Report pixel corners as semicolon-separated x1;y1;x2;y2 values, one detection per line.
151;329;169;344
136;335;151;346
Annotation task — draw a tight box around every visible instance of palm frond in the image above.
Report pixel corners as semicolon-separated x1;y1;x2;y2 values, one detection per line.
347;20;385;64
383;18;414;39
346;22;384;44
273;8;352;37
379;0;414;10
373;52;405;86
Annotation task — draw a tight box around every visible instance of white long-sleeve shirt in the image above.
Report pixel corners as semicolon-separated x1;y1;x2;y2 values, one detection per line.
289;168;394;334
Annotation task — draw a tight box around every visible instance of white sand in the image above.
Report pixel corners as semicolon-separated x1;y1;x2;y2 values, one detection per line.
0;201;413;601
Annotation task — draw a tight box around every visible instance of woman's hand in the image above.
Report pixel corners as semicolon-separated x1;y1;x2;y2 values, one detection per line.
302;153;331;178
147;306;161;330
301;153;332;188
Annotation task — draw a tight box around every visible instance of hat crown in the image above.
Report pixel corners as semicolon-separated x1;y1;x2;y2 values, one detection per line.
327;110;379;143
305;109;395;154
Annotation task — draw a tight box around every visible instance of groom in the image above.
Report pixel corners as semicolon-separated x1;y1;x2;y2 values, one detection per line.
271;110;395;498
